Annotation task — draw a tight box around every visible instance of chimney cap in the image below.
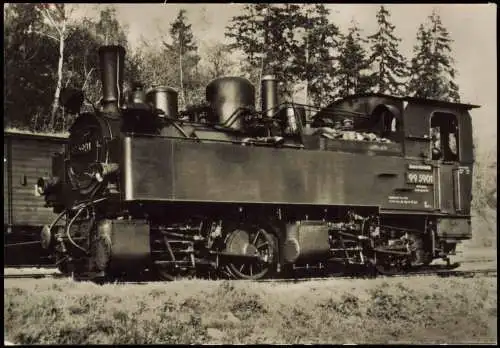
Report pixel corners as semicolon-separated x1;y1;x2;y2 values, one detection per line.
146;85;178;94
262;75;276;81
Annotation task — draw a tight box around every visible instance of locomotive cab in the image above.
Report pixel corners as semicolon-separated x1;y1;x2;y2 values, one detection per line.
402;98;478;250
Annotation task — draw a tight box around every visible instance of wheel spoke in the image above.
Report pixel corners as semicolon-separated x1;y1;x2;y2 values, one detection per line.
252;229;262;245
225;225;276;280
256;241;269;249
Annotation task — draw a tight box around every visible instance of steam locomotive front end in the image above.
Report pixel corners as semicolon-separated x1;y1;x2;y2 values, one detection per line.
36;45;146;278
37;45;125;208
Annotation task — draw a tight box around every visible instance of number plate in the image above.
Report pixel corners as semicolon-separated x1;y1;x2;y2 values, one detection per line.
406;172;434;185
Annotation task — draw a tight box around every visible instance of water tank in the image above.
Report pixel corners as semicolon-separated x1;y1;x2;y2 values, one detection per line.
206;77;255;130
146;86;178;119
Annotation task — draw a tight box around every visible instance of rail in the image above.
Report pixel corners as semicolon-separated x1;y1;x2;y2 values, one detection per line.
3;266;496;282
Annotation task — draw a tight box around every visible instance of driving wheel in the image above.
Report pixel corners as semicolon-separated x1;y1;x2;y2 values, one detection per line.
224;226;276;280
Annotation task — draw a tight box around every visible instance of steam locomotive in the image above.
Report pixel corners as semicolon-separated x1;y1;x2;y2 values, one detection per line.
37;45;479;281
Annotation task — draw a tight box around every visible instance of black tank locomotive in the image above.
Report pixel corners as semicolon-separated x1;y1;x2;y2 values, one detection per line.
37;45;479;280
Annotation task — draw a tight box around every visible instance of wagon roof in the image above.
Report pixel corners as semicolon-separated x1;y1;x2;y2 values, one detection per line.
4;128;69;141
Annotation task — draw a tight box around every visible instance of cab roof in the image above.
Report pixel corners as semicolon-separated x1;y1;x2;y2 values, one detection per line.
324;93;480;111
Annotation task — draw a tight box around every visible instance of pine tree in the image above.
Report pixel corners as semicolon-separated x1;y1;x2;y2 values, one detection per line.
407;10;460;102
291;4;340;107
226;4;340;107
428;10;460;102
407;24;434;98
367;5;408;95
225;4;293;89
335;21;373;98
163;9;200;108
94;6;128;47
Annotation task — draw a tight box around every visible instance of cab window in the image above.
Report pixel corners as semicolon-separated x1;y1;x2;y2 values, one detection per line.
430;112;459;162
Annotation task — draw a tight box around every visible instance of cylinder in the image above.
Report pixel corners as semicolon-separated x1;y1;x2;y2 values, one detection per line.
146;86;179;119
261;75;279;118
98;45;126;115
206;77;255;130
283;222;330;264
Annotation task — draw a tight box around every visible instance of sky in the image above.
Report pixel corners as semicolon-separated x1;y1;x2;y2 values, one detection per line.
73;3;497;154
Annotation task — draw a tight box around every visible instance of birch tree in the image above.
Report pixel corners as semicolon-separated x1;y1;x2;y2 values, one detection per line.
35;4;74;131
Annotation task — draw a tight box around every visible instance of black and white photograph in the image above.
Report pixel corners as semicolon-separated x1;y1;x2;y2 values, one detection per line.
4;2;496;345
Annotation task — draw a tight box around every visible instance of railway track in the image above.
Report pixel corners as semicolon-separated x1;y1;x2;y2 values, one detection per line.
255;268;497;283
3;265;496;282
3;272;65;280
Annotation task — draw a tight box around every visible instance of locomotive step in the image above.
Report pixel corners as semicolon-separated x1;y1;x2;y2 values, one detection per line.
160;232;204;241
330;247;363;251
154;260;192;265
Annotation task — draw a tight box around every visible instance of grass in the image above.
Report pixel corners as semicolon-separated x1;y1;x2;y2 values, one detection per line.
4;274;497;345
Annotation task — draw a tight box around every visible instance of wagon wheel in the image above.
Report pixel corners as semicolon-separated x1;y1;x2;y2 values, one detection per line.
224;226;276;280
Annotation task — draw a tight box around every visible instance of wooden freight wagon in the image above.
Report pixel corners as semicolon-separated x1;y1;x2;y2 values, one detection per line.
4;130;67;266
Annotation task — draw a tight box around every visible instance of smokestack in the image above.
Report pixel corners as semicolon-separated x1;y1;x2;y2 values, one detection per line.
98;45;126;115
261;75;278;118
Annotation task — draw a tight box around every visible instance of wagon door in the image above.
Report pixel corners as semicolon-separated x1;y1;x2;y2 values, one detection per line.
4;138;13;232
430;112;470;215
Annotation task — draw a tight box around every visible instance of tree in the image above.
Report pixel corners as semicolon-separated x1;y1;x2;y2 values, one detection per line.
367;5;408;95
407;24;434;99
335;21;373;98
163;9;200;108
63;18;101;99
92;6;137;93
203;41;235;79
290;4;340;107
66;7;136;107
134;40;177;90
34;4;75;130
407;10;460;102
226;4;340;108
471;144;497;247
226;4;295;100
4;4;136;131
4;3;59;130
94;6;128;47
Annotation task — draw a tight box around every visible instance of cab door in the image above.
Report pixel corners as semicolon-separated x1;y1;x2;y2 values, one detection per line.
431;111;471;215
